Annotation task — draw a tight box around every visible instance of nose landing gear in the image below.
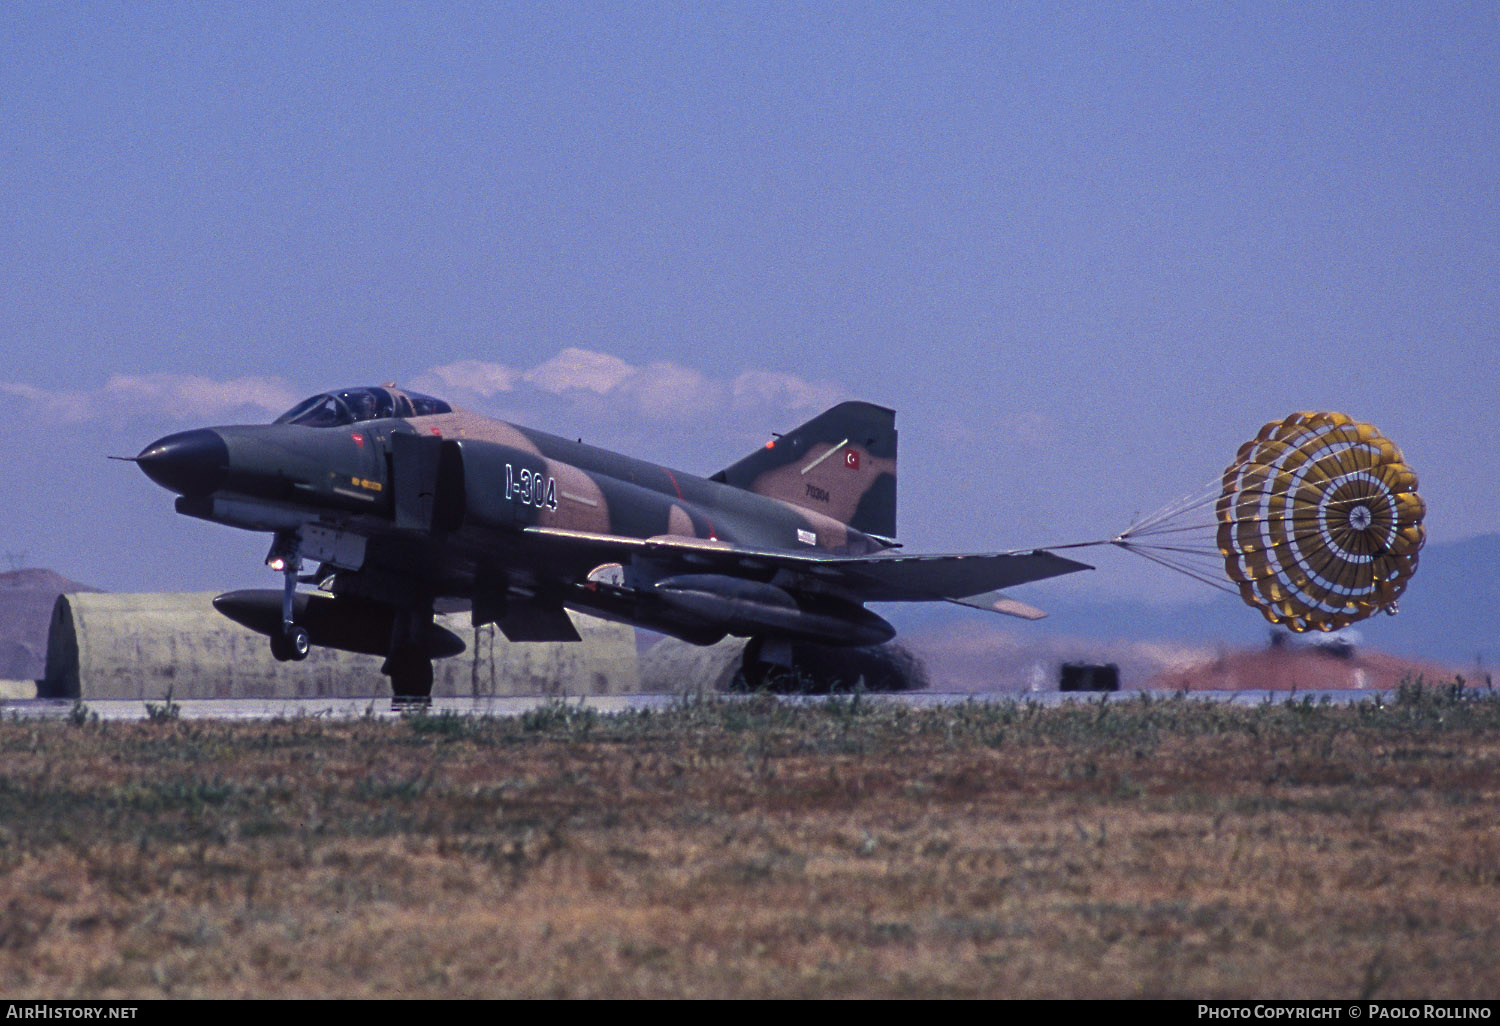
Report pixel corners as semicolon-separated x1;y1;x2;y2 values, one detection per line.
266;533;311;663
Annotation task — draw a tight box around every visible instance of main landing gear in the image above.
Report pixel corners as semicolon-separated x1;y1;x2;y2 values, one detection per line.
739;636;797;691
383;600;435;707
738;636;930;693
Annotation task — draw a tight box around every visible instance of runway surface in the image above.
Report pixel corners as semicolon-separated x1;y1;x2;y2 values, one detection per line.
0;689;1399;721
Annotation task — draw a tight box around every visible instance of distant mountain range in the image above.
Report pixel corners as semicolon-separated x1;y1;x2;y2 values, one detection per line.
0;569;102;680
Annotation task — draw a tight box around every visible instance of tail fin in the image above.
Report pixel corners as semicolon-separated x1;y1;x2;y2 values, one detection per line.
711;401;898;541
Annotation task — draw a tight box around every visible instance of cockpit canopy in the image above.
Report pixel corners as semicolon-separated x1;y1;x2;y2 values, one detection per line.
274;387;453;428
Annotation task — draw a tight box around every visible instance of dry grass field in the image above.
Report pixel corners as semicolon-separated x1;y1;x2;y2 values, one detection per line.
1;680;1497;999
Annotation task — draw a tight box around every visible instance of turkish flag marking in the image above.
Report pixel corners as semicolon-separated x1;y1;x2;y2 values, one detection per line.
844;449;860;471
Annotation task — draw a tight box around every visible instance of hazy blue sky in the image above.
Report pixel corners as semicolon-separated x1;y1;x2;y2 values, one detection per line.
2;2;1495;609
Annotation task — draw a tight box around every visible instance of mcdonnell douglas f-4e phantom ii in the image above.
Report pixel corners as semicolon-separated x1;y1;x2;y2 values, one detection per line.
130;385;1091;698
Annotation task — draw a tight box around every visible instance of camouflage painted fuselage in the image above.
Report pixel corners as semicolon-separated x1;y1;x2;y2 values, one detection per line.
419;402;895;557
147;398;909;648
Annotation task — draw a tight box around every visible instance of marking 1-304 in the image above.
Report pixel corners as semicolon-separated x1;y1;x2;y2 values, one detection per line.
505;464;558;511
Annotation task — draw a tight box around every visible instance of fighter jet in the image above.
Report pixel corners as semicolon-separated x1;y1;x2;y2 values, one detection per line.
131;385;1090;697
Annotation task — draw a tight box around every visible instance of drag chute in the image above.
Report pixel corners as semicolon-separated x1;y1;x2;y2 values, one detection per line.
1104;412;1425;632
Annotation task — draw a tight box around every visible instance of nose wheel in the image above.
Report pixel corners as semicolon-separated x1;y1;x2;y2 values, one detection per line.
270;623;310;662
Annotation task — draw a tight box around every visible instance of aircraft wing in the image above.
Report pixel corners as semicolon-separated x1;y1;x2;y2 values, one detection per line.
522;526;1091;603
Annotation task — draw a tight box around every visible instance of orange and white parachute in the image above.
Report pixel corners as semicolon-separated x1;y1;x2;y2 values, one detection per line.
1110;411;1426;632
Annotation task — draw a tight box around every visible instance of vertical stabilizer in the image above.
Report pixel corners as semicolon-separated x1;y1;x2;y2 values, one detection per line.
712;402;897;540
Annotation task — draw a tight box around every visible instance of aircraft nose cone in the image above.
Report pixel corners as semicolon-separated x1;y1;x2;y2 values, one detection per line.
136;429;228;496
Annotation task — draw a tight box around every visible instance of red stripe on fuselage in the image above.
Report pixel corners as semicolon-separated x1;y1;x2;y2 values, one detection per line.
664;467;718;539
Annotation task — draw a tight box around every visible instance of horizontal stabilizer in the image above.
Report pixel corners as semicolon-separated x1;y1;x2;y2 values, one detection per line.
946;590;1048;620
835;550;1091;601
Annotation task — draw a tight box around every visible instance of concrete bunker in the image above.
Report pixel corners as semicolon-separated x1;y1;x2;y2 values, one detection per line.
38;592;640;700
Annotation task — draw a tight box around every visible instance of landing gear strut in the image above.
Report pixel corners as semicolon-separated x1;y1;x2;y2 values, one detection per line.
384;600;435;707
266;533;310;662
